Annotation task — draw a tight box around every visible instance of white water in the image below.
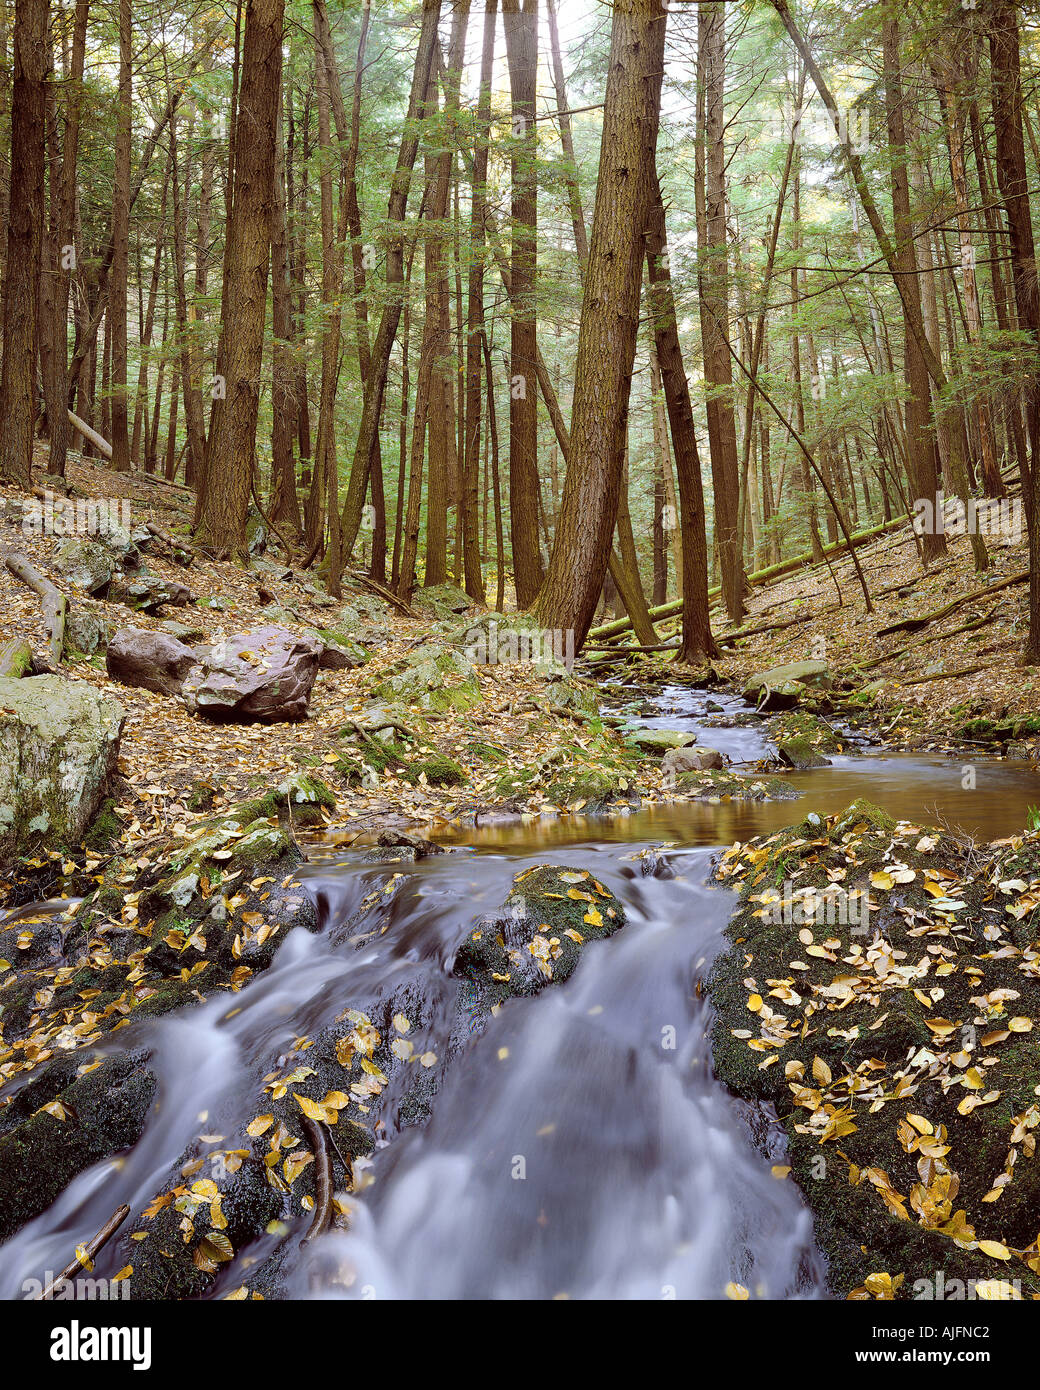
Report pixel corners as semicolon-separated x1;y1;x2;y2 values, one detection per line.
291;851;824;1300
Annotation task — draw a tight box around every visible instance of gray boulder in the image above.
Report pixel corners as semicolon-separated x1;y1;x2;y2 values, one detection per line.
54;538;116;595
109;573;190;613
181;626;323;723
662;745;726;777
66;608;112;656
107;628;198;696
0;676;124;857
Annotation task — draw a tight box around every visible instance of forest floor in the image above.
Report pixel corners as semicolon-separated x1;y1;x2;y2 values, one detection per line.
2;449;1038;870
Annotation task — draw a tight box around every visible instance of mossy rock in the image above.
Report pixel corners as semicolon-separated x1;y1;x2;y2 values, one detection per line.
454;864;626;1007
0;1052;156;1244
676;769;801;801
708;802;1040;1298
770;710;843;754
400;754;467;788
542;768;638;812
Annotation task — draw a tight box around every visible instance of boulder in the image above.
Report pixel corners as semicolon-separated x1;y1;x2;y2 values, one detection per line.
65;607;112;656
412;582;474;620
630;729;697;754
744;660;832;706
303;626;367;670
662;745;726;777
181;625;323;723
0;676;124;857
158;619;206;643
776;737;830;770
109;572;189;613
53;538;115;594
106;627;198;696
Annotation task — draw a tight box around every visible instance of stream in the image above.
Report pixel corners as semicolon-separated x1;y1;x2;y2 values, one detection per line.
3;683;1040;1300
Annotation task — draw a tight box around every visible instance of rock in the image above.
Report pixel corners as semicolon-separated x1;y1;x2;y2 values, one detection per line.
159;618;206;643
108;572;185;613
53;537;115;594
65;607;112;656
245;506;267;556
412;582;474;620
182;625;323;723
373;645;482;713
630;729;697;754
106;627;198;696
541;677;599;721
662;744;726;776
304;626;367;670
744;660;832;705
751;679;803;712
1005;739;1036;761
455;864;626;1001
0;676;124;858
776;737;830;769
363;829;445;864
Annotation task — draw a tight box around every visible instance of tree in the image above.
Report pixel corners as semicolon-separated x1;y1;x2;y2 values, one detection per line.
502;0;544;607
534;0;666;646
645;169;718;664
0;0;49;489
195;0;285;559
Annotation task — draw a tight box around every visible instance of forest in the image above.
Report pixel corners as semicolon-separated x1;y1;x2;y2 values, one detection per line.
3;0;1040;1326
2;0;1038;655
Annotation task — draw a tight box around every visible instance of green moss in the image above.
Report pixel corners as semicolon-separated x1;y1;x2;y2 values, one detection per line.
82;797;122;850
401;754;467;788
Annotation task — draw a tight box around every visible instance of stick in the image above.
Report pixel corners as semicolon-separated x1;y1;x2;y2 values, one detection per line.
37;1204;131;1299
4;551;68;665
300;1116;333;1244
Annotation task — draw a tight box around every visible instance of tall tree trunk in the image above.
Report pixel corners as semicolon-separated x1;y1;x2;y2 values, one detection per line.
989;0;1040;660
534;0;666;646
338;0;442;567
502;0;544;607
645;169;718;664
195;0;285;559
0;0;48;488
462;0;497;603
696;2;743;621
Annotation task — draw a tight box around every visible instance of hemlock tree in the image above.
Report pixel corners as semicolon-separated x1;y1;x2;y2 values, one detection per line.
535;0;667;646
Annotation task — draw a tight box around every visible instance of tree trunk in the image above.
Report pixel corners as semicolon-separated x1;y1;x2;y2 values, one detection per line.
534;0;666;647
337;0;442;566
502;0;544;607
0;0;48;489
195;0;285;559
696;2;743;621
645;169;718;664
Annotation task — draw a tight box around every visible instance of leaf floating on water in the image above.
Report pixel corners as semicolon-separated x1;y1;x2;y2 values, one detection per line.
724;1282;749;1300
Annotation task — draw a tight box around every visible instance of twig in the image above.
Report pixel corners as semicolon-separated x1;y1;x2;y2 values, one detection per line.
37;1204;131;1299
300;1116;333;1244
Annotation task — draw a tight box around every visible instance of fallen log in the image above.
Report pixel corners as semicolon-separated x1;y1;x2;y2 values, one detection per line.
4;552;68;665
0;637;33;677
876;571;1028;637
66;409;112;460
897;663;989;687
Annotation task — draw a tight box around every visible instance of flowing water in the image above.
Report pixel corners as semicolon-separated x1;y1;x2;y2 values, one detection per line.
3;683;1040;1300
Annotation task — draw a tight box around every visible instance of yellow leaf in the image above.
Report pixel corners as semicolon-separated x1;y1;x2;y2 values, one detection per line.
978;1240;1011;1260
724;1282;749;1300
